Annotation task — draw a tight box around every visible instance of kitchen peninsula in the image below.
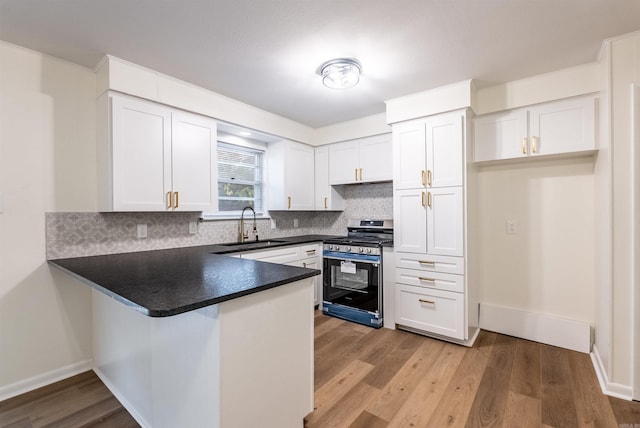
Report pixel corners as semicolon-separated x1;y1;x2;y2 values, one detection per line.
49;241;323;428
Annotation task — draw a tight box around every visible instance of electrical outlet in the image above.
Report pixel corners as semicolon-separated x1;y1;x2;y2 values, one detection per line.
293;218;299;228
137;224;148;239
188;221;198;234
506;219;518;234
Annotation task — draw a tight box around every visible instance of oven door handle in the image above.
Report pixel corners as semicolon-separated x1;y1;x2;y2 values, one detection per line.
323;254;380;264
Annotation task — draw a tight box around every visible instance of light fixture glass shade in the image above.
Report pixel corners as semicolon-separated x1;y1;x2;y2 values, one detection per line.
319;58;361;89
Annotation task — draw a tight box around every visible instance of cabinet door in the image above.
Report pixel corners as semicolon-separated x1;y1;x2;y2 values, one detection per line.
529;96;595;157
426;187;463;257
426;112;463;188
314;146;344;210
328;141;359;184
111;95;172;211
393;189;427;253
473;109;528;162
359;134;393;182
300;258;321;307
285;142;315;210
393;121;426;190
171;111;218;212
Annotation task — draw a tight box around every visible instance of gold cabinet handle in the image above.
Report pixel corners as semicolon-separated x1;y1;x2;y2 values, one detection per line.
418;277;435;282
355;168;358;181
288;196;291;209
167;191;172;209
427;170;432;187
427;192;432;208
522;137;527;155
421;192;426;207
306;249;316;255
359;168;363;181
418;260;435;266
174;191;179;208
421;170;426;186
324;197;328;209
532;136;538;153
419;299;436;305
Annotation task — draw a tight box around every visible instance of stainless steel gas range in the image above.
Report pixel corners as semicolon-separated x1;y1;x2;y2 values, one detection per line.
322;219;393;328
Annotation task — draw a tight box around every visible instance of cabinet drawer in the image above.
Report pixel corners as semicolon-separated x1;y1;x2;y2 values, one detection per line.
299;243;321;259
395;284;465;340
395;268;464;293
394;252;464;275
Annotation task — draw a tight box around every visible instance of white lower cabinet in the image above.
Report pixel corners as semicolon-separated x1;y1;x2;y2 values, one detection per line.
239;242;322;308
395;284;465;340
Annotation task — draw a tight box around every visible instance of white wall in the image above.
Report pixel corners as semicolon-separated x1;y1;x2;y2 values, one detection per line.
476;157;595;324
0;41;96;399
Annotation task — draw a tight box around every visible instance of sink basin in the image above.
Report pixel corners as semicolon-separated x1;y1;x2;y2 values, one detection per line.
219;239;287;247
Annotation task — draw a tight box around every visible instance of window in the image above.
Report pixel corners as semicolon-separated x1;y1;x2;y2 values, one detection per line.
217;142;264;213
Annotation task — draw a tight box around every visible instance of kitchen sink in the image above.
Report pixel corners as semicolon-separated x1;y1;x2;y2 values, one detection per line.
219;239;287;247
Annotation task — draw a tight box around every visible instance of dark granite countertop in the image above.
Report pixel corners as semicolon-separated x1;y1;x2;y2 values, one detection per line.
49;234;340;317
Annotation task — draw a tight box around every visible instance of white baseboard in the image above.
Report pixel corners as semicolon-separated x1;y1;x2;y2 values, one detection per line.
479;302;591;353
0;359;92;402
590;345;633;400
93;368;150;428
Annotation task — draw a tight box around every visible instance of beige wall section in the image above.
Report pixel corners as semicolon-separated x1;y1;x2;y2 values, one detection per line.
0;41;95;396
476;157;595;323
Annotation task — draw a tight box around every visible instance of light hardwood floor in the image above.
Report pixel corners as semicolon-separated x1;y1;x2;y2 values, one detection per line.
1;310;640;427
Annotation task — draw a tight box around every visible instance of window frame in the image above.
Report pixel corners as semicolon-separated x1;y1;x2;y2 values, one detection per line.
202;135;268;220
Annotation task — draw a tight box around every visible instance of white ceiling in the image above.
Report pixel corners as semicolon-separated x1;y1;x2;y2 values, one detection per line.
1;0;639;128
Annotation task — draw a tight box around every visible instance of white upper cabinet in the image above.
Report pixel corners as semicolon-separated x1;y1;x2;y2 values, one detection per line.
314;146;344;211
267;140;315;211
473;95;596;162
99;93;217;212
171;111;219;211
426;113;464;188
393;111;464;191
393;122;426;190
328;134;392;185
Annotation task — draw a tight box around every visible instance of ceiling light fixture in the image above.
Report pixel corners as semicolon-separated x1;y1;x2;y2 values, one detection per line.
318;58;361;89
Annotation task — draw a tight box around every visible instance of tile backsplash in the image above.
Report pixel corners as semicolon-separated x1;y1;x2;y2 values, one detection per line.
46;182;393;259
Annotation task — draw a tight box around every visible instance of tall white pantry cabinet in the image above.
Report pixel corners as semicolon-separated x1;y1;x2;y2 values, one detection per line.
391;109;479;346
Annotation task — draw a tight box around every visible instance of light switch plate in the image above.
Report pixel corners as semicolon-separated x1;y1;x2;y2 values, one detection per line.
506;219;518;234
270;218;276;229
293;218;299;228
189;221;198;234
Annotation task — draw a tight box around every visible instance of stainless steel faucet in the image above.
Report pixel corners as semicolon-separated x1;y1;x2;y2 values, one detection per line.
240;206;258;243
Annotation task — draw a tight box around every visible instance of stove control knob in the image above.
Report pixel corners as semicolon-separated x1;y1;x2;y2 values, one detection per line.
358;247;364;253
346;246;351;252
333;246;339;251
367;248;372;254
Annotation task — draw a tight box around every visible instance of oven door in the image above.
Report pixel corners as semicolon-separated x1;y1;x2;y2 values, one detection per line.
323;253;380;314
